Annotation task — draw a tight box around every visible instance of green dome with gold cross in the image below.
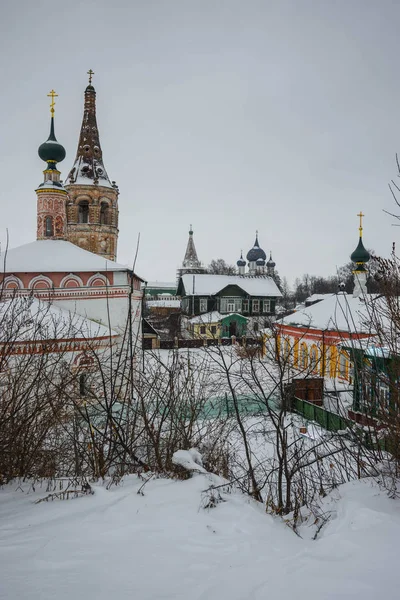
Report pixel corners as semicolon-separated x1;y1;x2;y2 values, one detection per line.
350;211;370;266
38;90;66;167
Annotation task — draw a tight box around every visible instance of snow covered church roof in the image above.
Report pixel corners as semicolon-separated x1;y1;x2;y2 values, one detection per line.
278;293;377;334
0;240;135;274
179;274;282;297
0;297;118;342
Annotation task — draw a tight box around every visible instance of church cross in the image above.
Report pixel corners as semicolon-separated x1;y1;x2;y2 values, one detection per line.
357;211;364;237
87;69;95;84
47;89;58;116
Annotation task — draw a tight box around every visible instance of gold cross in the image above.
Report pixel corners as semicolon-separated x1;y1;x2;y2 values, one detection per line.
357;211;364;236
47;89;58;116
87;69;94;84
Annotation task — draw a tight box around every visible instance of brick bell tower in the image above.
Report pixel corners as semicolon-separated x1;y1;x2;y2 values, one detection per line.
36;90;68;240
64;70;119;261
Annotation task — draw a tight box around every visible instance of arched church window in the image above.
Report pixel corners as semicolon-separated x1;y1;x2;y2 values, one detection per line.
284;338;291;361
300;343;308;369
45;216;53;237
100;201;110;225
78;201;89;224
310;345;318;372
79;373;87;398
339;353;348;379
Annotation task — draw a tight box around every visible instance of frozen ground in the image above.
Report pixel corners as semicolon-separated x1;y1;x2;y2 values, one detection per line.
0;473;398;600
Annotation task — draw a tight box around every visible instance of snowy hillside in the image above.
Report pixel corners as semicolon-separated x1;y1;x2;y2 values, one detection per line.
0;473;398;600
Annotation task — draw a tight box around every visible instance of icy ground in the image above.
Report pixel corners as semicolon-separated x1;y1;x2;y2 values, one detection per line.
0;474;399;599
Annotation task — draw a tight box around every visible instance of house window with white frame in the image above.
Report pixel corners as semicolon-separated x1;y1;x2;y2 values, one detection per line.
263;299;271;313
227;299;235;313
199;298;207;313
234;298;242;312
252;299;260;313
221;297;239;313
379;383;390;411
242;300;249;312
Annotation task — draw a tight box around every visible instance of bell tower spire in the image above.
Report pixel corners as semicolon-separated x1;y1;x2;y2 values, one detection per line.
177;226;207;280
64;72;119;261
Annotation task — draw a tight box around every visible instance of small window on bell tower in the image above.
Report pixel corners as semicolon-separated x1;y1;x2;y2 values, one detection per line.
100;201;110;225
78;201;89;224
45;216;54;237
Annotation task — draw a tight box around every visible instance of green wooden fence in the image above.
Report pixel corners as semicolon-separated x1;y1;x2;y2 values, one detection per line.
292;397;392;452
292;397;350;432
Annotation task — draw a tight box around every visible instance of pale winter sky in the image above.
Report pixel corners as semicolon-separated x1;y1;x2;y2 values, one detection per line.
1;0;400;287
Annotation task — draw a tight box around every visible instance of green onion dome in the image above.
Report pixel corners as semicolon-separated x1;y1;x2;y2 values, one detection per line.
350;237;370;264
38;117;66;165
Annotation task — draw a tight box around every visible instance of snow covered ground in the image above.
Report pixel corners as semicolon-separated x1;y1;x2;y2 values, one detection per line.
0;473;398;600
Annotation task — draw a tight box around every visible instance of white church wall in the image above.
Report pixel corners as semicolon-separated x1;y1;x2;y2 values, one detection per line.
53;294;142;339
113;271;130;286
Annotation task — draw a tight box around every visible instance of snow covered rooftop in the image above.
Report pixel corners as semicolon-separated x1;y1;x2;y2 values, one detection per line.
0;297;118;342
304;293;332;305
180;274;282;297
188;311;246;324
278;293;378;334
65;167;114;189
0;240;132;274
146;300;181;308
146;281;177;289
36;180;67;192
189;311;223;324
340;337;393;358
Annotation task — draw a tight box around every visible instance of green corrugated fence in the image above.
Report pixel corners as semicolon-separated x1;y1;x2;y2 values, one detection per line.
293;397;350;432
292;397;392;452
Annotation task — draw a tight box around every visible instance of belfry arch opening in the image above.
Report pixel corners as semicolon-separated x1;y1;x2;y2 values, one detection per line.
100;201;111;225
78;201;89;224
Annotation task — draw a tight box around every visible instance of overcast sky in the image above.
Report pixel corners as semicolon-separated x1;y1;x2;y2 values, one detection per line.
1;0;400;286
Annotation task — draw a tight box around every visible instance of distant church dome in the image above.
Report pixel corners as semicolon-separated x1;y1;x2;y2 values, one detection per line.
246;232;266;263
267;252;276;268
236;252;246;267
38;117;66;165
